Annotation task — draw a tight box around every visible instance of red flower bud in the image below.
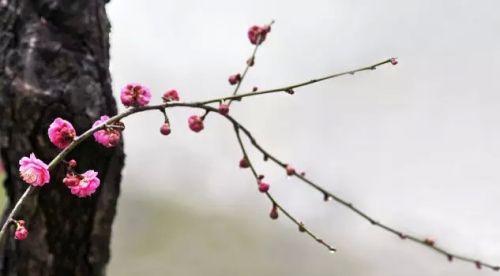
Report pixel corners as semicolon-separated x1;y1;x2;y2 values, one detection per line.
68;159;77;168
160;123;171;135
258;181;270;193
228;74;241;85
162;89;180;102
188;115;204;133
248;25;271;45
15;226;28;240
239;158;250;168
218;103;230;115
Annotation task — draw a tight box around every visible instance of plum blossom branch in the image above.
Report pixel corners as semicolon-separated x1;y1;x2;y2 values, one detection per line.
3;93;498;271
2;21;496;274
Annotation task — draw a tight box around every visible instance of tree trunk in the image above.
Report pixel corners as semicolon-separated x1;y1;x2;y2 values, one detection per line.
0;0;123;275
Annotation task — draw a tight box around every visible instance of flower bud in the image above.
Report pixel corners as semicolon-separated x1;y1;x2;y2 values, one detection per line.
239;158;250;168
68;159;77;168
160;123;171;135
15;226;28;240
218;103;230;115
188;115;204;132
228;74;241;85
247;25;271;45
285;164;296;176
258;181;270;193
162;89;180;102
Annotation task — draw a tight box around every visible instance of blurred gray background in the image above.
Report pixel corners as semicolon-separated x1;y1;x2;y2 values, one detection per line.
105;0;500;275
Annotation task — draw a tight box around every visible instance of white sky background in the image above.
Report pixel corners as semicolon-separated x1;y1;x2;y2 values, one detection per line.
107;1;500;275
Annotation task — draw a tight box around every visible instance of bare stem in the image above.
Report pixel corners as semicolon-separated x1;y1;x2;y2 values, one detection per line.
234;127;336;252
228;20;274;104
201;58;394;105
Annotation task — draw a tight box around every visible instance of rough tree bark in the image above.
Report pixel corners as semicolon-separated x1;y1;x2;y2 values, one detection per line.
0;0;123;275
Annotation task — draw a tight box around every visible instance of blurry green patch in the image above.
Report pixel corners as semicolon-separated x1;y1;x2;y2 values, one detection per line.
0;172;5;207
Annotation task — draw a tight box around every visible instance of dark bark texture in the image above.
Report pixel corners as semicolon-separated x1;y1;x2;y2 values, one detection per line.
0;0;123;275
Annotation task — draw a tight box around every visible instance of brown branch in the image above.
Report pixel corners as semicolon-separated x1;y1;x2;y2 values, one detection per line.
228;20;275;104
2;58;495;272
200;58;394;105
233;126;336;252
178;103;499;272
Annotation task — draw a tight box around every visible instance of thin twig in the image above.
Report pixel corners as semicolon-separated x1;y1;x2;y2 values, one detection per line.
201;58;394;105
234;126;336;252
228;20;274;104
184;103;499;272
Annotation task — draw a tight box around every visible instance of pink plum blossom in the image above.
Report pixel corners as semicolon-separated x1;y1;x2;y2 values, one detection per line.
92;116;121;147
19;153;50;186
69;170;101;197
48;118;76;149
188;115;204;132
120;83;151;107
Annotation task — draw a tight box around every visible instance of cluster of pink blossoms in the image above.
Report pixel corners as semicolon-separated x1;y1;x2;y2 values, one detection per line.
119;84;210;135
15;23;275;241
19;115;109;199
16;113;124;239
